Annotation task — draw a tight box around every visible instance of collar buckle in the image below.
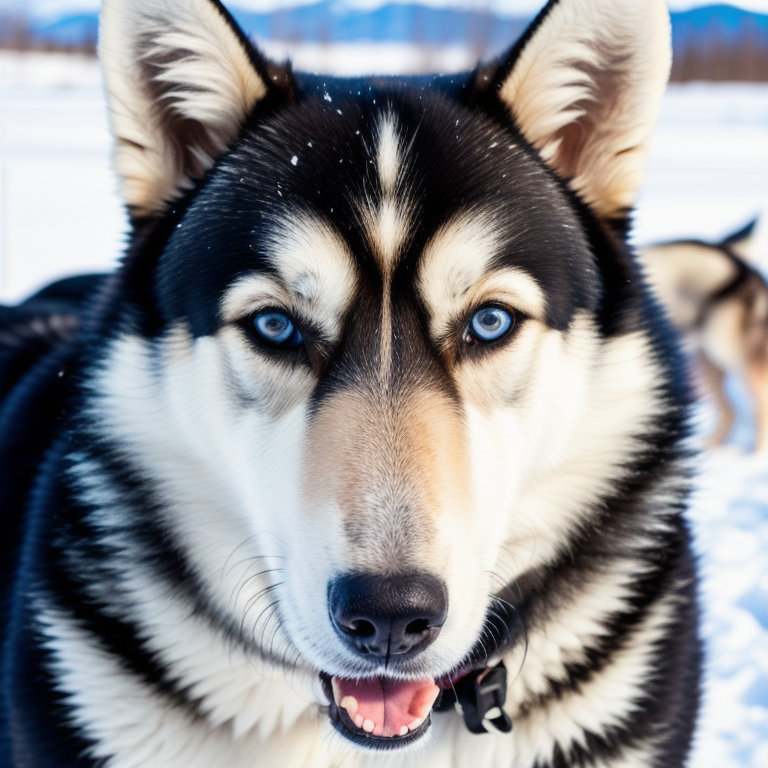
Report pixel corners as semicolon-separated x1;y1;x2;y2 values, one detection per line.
435;661;513;734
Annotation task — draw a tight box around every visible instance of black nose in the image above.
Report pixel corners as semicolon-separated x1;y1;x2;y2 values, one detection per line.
328;571;448;660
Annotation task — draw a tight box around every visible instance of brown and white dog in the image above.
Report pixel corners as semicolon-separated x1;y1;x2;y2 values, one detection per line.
641;220;768;453
0;1;700;766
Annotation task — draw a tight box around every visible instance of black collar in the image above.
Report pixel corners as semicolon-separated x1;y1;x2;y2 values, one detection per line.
432;595;522;734
434;661;513;734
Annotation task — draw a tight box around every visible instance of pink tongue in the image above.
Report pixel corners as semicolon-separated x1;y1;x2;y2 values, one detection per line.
333;676;439;738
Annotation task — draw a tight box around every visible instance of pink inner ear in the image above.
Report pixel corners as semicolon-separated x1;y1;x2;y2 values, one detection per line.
333;676;440;737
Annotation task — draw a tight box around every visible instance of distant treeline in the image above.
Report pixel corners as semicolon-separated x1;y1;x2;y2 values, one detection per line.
0;13;96;54
1;3;766;82
671;17;768;81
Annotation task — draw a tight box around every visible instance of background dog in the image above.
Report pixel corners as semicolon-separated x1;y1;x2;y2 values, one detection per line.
641;219;768;452
0;1;700;766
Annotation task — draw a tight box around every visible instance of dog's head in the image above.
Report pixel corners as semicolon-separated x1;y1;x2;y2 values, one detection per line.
93;0;672;750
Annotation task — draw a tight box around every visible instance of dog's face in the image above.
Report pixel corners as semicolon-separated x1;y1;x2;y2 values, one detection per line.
92;0;672;750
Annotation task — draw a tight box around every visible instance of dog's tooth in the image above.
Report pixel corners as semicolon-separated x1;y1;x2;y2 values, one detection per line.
399;726;409;737
339;695;358;718
407;717;423;732
354;714;364;728
331;677;342;704
362;719;375;733
373;723;383;736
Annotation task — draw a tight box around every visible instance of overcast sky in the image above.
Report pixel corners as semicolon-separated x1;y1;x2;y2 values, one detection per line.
11;0;768;17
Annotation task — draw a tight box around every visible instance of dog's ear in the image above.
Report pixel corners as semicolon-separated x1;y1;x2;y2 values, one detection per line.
490;0;671;222
100;0;288;217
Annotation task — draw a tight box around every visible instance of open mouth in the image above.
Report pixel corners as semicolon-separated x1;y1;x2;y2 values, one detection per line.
321;672;441;748
318;589;522;747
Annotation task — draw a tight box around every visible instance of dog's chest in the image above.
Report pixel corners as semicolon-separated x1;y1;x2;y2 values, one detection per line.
42;617;524;768
95;709;519;768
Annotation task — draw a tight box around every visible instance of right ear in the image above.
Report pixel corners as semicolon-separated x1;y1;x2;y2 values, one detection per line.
99;0;288;218
487;0;671;223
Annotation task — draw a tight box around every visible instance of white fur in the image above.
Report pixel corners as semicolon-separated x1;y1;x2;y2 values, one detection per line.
509;594;677;766
82;324;488;682
493;328;670;574
39;585;667;768
361;114;411;274
502;560;643;706
39;608;332;768
377;114;402;198
361;113;413;372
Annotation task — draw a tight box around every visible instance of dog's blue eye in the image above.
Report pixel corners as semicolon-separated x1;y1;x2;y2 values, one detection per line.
468;306;514;343
249;310;303;349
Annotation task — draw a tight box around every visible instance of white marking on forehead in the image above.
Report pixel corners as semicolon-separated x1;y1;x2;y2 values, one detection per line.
417;212;546;340
220;212;357;341
363;197;409;274
357;113;414;376
377;114;401;196
361;113;411;274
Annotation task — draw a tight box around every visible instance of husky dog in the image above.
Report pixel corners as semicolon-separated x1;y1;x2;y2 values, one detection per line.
0;0;701;766
641;220;768;453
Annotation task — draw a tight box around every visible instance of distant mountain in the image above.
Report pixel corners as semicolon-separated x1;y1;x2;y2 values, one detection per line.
33;13;98;48
226;2;529;51
672;2;768;46
670;3;768;80
2;1;766;64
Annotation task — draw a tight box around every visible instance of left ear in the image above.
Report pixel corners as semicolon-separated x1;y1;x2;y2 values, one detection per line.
492;0;671;221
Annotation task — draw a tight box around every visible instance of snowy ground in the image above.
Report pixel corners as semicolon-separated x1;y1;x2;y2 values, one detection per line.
1;50;767;766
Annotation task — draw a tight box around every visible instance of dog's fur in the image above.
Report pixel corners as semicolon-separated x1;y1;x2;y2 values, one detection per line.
641;220;768;453
0;1;701;766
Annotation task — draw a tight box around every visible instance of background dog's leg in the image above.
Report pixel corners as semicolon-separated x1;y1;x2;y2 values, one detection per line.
746;355;768;454
700;353;735;447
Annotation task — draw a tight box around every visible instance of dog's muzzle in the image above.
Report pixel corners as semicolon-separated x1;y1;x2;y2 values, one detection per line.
321;573;519;746
322;571;446;745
